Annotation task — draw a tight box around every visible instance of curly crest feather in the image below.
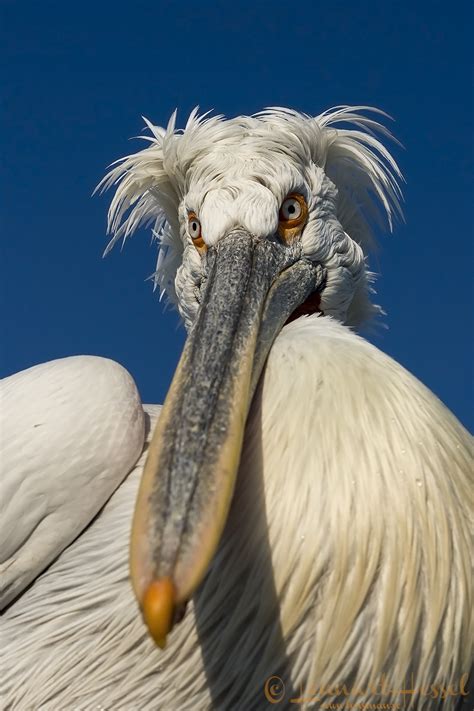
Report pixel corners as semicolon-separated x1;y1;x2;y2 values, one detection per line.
98;107;403;323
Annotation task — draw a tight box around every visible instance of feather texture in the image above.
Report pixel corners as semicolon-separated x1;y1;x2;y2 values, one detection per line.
98;107;403;326
3;317;472;710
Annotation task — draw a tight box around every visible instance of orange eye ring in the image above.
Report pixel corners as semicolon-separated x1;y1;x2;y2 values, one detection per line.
188;212;206;253
278;193;308;230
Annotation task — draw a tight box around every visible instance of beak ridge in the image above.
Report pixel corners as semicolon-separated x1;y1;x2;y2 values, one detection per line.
130;229;325;645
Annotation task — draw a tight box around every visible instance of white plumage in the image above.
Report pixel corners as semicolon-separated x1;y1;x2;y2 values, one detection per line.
2;107;472;710
1;357;144;611
99;107;402;327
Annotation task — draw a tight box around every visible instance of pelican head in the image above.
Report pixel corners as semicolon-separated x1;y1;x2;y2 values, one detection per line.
100;107;402;647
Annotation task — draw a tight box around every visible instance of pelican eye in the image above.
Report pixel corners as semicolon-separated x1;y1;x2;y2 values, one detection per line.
188;212;206;253
278;193;308;241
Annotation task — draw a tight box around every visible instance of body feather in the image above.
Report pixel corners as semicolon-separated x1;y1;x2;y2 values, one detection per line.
3;318;472;709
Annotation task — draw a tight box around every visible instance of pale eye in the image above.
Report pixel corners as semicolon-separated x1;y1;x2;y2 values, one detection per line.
279;194;306;223
188;214;202;240
278;193;308;242
187;212;206;252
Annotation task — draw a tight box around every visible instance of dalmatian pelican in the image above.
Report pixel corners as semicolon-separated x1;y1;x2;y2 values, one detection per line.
1;107;472;710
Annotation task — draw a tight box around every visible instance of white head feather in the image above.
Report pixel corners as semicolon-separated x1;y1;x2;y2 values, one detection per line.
98;107;403;329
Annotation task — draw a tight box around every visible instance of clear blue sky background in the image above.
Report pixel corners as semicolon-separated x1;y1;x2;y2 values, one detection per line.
2;0;472;429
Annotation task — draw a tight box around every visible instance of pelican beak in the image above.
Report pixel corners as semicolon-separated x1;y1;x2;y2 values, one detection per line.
130;229;325;647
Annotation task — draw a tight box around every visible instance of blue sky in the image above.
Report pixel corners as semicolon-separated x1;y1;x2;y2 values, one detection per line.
2;0;472;429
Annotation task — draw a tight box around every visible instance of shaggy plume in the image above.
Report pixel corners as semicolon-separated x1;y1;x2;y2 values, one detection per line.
97;107;402;322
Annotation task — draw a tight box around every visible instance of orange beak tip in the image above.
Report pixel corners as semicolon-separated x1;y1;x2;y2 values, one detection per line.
142;577;175;650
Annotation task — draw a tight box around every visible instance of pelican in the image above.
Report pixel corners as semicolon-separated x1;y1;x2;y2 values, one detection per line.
1;107;472;711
